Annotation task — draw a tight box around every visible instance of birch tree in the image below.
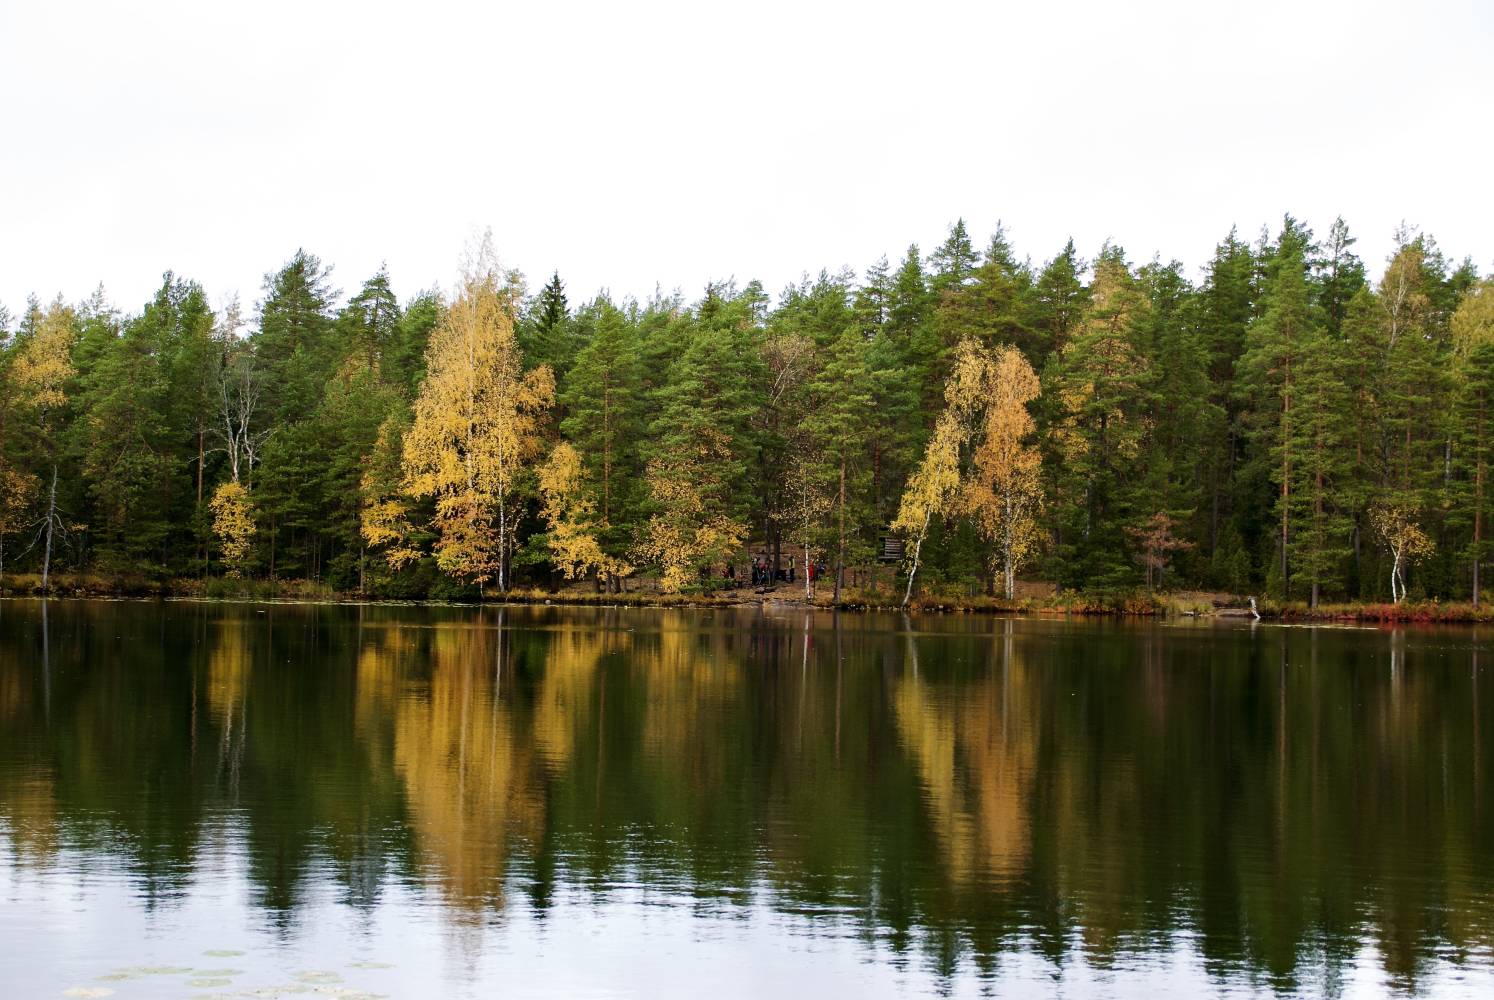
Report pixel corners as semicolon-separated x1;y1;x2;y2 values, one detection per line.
1370;501;1433;603
893;411;965;607
960;344;1044;599
402;244;554;591
12;298;77;589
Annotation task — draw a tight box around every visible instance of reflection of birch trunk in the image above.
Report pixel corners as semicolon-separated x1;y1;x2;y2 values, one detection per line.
40;599;51;722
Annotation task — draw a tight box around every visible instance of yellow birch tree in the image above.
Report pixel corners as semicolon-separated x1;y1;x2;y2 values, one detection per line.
402;247;554;591
959;344;1044;600
893;411;967;607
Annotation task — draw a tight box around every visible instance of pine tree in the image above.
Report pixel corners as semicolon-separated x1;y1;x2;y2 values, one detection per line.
1045;249;1152;588
929;219;978;291
648;284;763;525
1285;325;1354;606
560;296;644;570
1235;235;1321;598
1317;217;1367;337
1031;239;1085;361
802;326;877;602
254;249;337;424
1451;280;1494;604
338;265;402;372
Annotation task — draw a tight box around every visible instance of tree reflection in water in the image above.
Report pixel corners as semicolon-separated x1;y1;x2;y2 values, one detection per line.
0;600;1490;993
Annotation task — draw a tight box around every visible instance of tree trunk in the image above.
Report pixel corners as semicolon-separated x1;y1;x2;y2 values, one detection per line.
42;464;58;590
1476;425;1484;608
902;511;929;609
834;458;846;605
497;486;508;593
804;540;812;601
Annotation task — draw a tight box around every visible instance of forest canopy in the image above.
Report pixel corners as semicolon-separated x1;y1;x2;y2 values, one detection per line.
0;217;1489;607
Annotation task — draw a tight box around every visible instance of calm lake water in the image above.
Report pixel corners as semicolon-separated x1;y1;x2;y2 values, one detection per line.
1;600;1491;999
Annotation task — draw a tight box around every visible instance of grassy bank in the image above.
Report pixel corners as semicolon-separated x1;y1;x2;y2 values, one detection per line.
1262;599;1494;623
5;573;1490;622
0;572;1165;615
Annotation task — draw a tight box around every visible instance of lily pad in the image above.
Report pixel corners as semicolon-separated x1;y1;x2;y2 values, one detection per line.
63;989;116;999
296;970;343;985
98;966;194;981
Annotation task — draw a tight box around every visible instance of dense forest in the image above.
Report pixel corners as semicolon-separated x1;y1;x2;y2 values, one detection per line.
0;217;1490;607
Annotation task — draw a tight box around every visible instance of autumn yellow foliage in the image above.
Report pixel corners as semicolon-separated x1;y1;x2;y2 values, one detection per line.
894;339;1044;603
209;480;256;576
537;442;633;584
401;256;554;590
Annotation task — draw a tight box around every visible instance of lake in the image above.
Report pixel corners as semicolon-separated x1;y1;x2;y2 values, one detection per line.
0;599;1490;998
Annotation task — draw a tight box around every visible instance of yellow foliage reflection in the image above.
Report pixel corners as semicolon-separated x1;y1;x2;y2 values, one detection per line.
391;616;542;912
894;622;1035;883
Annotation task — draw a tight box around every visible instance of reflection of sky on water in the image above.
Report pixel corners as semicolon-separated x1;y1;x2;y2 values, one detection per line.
6;833;1493;999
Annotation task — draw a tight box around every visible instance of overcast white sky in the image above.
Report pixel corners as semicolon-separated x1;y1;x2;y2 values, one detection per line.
2;0;1491;318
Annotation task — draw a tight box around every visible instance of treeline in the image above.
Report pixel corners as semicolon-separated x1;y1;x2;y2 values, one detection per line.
0;218;1491;605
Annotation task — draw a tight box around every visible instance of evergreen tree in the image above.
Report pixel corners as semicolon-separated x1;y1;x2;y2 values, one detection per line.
1044;249;1153;588
559;296;644;572
1235;236;1320;597
1316;217;1367;337
1031;239;1085;361
929;219;978;291
254;249;337;424
525;271;573;375
337;265;401;372
1450;280;1494;604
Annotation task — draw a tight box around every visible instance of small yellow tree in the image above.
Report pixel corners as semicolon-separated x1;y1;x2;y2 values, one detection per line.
893;411;966;607
537;442;633;587
209;480;256;577
360;415;421;573
636;429;746;593
402;243;555;591
959;345;1044;600
1370;501;1433;603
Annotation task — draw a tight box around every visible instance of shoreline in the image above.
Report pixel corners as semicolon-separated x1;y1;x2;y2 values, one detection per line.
3;573;1493;623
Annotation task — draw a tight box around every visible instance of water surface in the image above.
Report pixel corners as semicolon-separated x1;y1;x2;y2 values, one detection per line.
1;600;1491;998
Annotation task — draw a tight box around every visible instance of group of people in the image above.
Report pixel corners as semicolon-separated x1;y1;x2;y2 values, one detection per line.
724;554;830;589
